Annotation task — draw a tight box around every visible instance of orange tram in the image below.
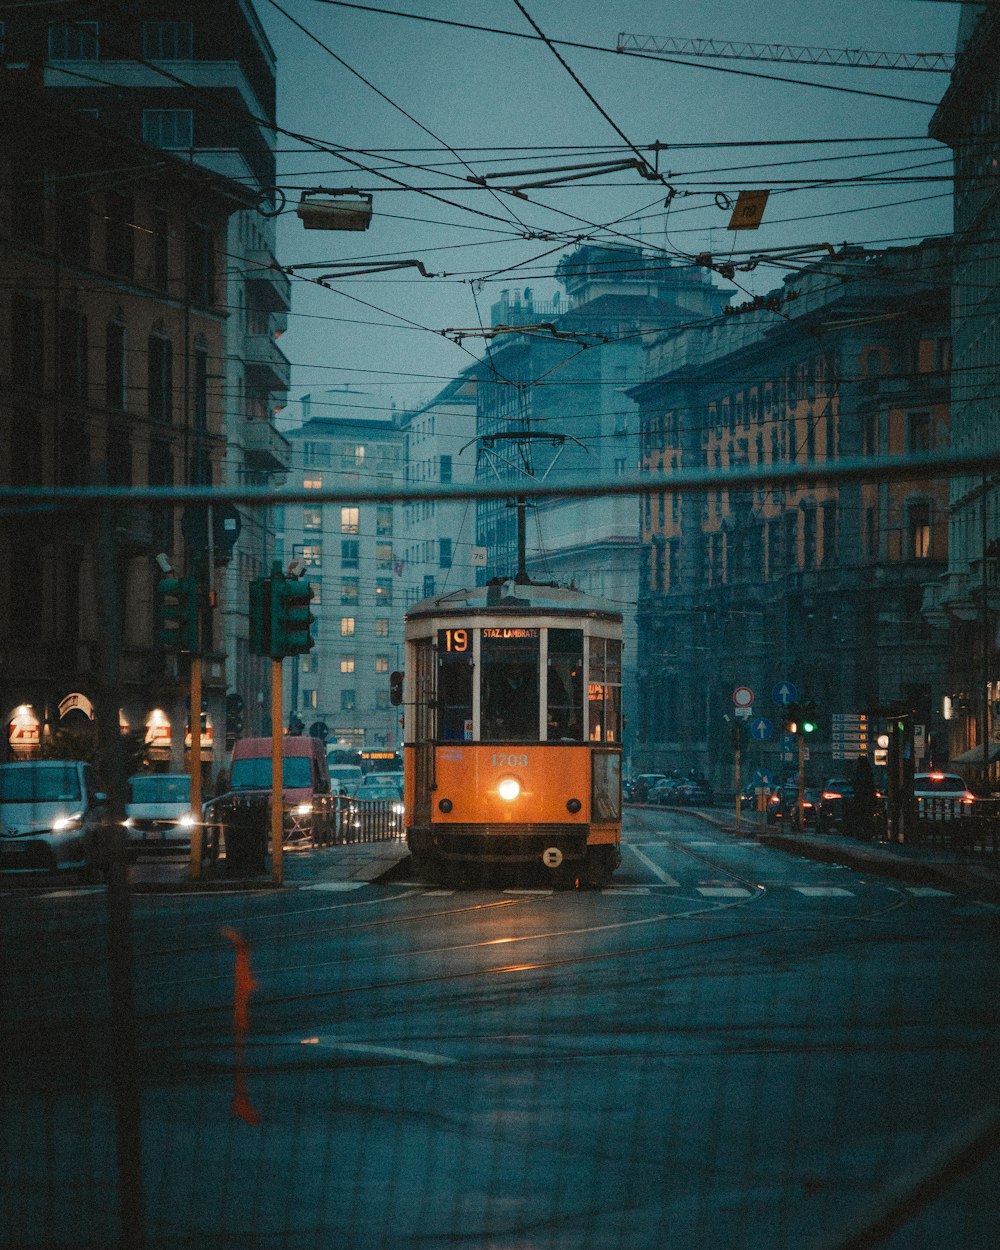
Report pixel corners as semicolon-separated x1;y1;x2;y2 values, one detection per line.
400;577;623;886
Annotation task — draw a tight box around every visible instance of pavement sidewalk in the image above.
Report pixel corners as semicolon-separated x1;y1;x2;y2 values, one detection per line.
127;835;411;893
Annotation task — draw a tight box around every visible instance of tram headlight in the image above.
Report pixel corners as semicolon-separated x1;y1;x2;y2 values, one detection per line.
498;778;521;802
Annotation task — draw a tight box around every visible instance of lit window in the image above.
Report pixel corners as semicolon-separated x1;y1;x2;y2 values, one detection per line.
304;474;323;490
376;543;393;570
375;656;389;673
341;617;355;637
309;580;322;606
341;506;359;534
341;655;355;673
301;689;318;710
376;578;393;605
294;544;322;567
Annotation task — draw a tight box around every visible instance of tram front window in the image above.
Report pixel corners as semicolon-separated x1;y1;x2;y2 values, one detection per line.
588;636;623;743
547;628;583;741
481;629;539;741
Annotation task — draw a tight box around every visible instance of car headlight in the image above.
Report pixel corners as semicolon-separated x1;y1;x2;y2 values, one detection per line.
294;802;313;816
52;813;83;832
498;778;520;802
393;802;405;815
178;813;196;828
123;817;134;828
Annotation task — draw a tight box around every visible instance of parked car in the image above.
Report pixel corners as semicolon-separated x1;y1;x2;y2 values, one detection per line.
816;779;853;833
649;777;681;805
625;774;667;802
766;785;817;825
0;759;106;877
345;784;406;838
328;764;364;796
125;773;197;853
913;772;975;818
355;771;403;798
671;778;715;807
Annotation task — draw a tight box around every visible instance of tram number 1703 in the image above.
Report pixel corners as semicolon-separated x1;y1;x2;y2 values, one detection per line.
491;753;529;768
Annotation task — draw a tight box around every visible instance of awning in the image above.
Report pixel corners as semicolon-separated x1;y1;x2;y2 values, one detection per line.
949;742;1000;766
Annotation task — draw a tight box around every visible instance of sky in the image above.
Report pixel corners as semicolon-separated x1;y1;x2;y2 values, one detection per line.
253;0;961;432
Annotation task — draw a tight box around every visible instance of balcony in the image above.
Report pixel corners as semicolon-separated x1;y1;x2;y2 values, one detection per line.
244;243;291;312
240;420;290;473
245;334;290;394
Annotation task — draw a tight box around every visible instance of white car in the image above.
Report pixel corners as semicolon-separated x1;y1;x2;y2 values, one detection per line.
125;773;197;852
913;772;975;817
0;760;106;876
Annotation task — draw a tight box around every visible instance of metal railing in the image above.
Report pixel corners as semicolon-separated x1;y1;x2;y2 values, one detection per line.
911;796;1000;856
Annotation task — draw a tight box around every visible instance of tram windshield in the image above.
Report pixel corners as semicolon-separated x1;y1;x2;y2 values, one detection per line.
481;628;539;741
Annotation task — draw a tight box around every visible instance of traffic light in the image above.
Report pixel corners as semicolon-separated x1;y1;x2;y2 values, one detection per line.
270;572;315;658
158;575;199;651
784;701;817;735
248;576;271;656
801;701;817;735
389;671;404;706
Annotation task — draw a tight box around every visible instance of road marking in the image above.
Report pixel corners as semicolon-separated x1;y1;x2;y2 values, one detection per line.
627;845;680;886
42;888;105;898
423;889;454;896
301;882;366;891
603;886;651;895
301;1038;456;1066
503;888;553;896
686;841;721;849
696;886;753;898
793;886;854;897
905;886;952;897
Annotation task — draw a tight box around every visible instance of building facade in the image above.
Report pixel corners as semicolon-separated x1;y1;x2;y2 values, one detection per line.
278;399;406;753
925;1;1000;784
0;78;251;773
6;1;292;751
631;242;951;789
474;245;730;767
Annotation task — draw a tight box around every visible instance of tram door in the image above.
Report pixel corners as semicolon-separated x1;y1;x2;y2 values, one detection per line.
411;638;436;825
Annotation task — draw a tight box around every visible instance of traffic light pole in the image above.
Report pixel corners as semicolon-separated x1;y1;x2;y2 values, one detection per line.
797;731;806;832
271;658;284;887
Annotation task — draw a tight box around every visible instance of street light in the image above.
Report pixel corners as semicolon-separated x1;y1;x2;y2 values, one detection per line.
296;188;373;231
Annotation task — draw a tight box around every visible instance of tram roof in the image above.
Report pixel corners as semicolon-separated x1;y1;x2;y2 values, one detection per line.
405;578;622;624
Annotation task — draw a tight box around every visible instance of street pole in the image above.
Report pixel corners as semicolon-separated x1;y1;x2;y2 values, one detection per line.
188;652;203;880
271;658;284;886
735;738;742;831
797;730;806;832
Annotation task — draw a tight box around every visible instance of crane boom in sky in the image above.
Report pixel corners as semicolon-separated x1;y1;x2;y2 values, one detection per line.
615;33;954;73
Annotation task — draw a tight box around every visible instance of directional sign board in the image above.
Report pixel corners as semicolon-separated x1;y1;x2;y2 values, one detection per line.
832;712;868;761
749;717;774;741
772;681;798;706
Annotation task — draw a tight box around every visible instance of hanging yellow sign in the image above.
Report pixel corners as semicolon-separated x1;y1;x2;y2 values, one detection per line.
728;190;770;230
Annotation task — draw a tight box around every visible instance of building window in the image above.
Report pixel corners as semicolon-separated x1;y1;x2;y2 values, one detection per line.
439;454;453;483
341;689;356;712
803;508;816;570
376;578;393;605
302;689;318;710
423;575;435;598
439;537;452;568
341;617;355;637
341;655;355;673
143;20;193;60
303;507;322;531
376;690;390;710
376;543;393;570
341;539;359;569
105;321;126;411
375;618;389;637
304;474;323;489
375;656;389;674
341;506;359;534
105;192;135;279
376;505;393;535
341;578;359;604
147;333;172;423
49;21;98;59
309;581;322;607
59;308;88;401
304;441;331;468
907;411;932;453
152;208;170;291
142;109;193;150
294;543;322;567
193;342;208;434
909;502;932;559
300;655;315;674
821;501;838;566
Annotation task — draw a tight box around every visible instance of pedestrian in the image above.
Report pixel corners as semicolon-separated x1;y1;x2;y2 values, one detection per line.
850;755;878;840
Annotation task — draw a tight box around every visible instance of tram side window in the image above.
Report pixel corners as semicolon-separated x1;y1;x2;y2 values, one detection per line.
588;637;622;743
481;629;540;741
437;628;473;740
547;628;583;741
